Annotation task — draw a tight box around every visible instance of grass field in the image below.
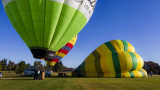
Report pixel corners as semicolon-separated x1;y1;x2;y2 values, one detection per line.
0;71;160;90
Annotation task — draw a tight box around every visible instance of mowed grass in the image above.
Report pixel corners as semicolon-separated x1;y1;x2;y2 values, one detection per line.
0;71;160;90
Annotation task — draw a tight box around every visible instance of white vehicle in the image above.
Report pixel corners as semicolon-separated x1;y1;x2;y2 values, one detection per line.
0;72;2;78
24;68;35;77
24;68;51;77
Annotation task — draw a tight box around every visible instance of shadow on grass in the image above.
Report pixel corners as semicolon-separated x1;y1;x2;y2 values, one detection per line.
0;78;34;80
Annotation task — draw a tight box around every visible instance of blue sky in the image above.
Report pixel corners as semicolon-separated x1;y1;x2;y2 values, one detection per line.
0;0;160;68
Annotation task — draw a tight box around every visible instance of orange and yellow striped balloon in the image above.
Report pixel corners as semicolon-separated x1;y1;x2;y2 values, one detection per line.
72;40;147;78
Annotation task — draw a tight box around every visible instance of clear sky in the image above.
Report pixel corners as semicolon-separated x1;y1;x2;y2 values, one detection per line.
0;0;160;68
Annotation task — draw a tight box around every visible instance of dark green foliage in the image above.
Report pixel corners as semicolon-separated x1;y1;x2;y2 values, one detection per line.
15;61;26;74
25;63;31;68
7;60;15;71
0;63;2;71
52;61;64;72
0;58;7;71
34;61;42;67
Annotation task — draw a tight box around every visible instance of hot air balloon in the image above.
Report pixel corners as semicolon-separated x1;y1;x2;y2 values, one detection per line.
72;40;147;78
2;0;97;60
45;35;77;66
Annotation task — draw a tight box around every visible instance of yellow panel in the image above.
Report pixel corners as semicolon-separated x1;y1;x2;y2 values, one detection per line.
97;44;115;77
116;40;124;52
57;52;66;57
96;46;109;73
96;46;115;77
134;53;144;70
121;72;131;78
105;54;116;77
138;70;143;77
48;61;56;66
127;42;135;53
45;61;56;66
86;73;97;77
97;44;112;54
85;54;97;77
110;40;121;52
68;35;77;45
139;68;147;77
124;52;133;72
55;51;59;56
132;70;141;78
117;52;127;73
104;74;115;78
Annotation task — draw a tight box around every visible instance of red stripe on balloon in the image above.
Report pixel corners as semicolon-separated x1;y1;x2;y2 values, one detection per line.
59;49;69;54
66;43;73;49
51;59;59;62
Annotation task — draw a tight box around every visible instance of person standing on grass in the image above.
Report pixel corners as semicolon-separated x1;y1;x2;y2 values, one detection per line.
34;69;38;80
37;69;40;80
41;67;45;80
150;71;153;77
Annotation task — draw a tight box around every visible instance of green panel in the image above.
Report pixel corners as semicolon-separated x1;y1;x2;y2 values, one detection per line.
80;62;86;77
129;52;138;71
105;42;116;52
5;1;32;47
92;50;104;77
16;0;38;46
105;42;121;77
30;0;46;47
49;4;77;50
129;72;135;78
44;0;63;48
53;10;87;51
121;40;128;52
112;52;121;78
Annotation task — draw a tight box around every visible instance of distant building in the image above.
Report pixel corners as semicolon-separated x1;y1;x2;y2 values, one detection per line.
143;61;159;74
63;68;73;72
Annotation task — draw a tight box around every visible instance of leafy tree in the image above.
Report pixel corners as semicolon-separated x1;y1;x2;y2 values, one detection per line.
34;61;42;67
7;60;15;71
0;58;7;71
52;61;63;72
25;63;31;68
0;63;2;71
15;61;26;74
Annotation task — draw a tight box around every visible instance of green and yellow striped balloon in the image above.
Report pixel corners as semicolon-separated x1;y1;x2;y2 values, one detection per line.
72;40;147;78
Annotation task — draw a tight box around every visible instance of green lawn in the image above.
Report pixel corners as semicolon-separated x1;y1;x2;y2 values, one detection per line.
0;71;160;90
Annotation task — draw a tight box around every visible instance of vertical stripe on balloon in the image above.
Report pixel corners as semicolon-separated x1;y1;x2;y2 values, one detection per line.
92;50;104;77
105;42;121;78
129;72;135;78
129;52;138;71
80;62;86;77
112;52;121;78
104;42;116;52
121;40;128;52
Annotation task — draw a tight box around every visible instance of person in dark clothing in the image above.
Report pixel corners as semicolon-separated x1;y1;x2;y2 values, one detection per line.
39;69;42;80
150;71;153;77
37;69;40;80
34;69;38;80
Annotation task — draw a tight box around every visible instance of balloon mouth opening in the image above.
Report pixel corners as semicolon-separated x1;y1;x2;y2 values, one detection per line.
30;48;56;60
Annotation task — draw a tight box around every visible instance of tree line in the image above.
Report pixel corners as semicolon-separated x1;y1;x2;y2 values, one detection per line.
0;58;66;74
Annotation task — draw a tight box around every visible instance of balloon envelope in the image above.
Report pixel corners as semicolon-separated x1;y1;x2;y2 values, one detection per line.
46;35;77;66
72;40;147;78
2;0;97;60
